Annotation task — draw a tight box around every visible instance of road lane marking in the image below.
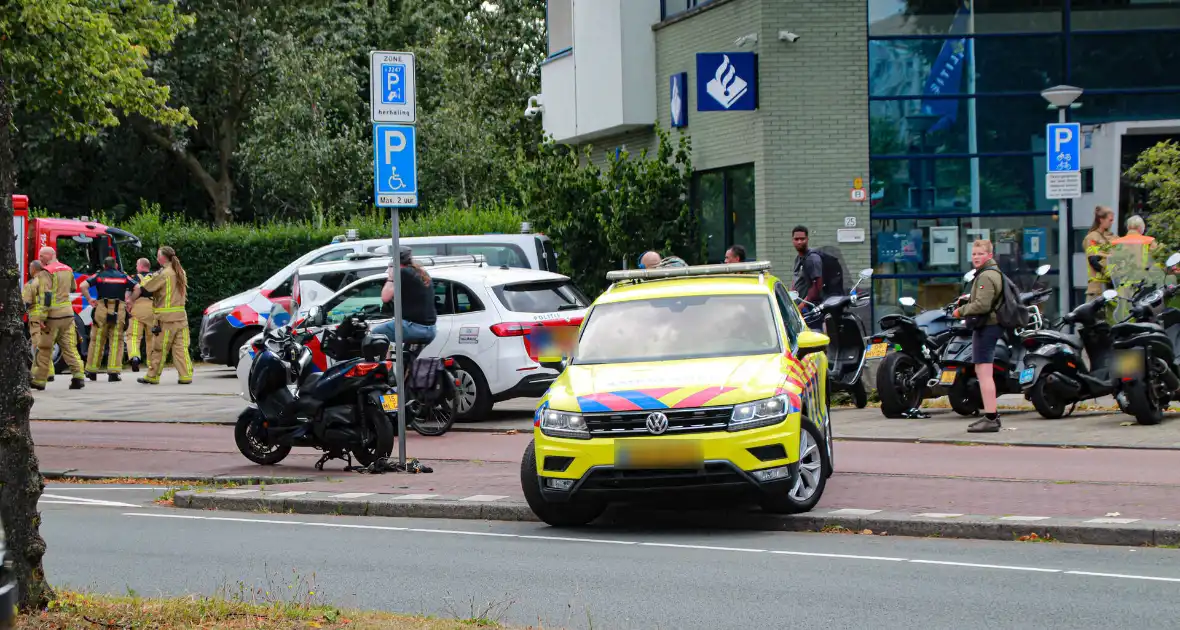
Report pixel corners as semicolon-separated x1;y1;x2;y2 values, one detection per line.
999;516;1051;521
909;560;1060;573
389;494;438;500
915;513;963;518
269;491;311;498
216;489;258;496
40;494;140;508
330;493;374;499
1065;571;1180;583
459;495;510;502
1085;518;1140;524
119;512;1180;584
826;509;881;516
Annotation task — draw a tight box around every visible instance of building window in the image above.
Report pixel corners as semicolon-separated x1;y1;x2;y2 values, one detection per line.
661;0;719;20
547;0;572;57
694;164;756;263
867;0;1180;324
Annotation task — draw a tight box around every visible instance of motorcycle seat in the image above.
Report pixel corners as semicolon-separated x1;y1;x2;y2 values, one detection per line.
300;372;322;389
1112;322;1165;337
1024;329;1083;349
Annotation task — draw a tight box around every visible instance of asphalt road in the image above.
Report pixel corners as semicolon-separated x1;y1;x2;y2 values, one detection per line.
37;485;1180;629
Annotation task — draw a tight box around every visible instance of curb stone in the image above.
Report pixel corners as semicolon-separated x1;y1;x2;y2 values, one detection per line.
172;491;1180;547
43;470;313;485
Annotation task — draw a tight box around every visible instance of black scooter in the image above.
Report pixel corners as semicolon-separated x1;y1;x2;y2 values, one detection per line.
869;295;959;418
1018;289;1121;419
235;313;396;469
938;264;1053;416
799;268;874;408
1109;252;1180;425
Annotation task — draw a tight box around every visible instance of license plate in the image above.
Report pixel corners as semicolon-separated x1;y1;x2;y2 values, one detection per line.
866;343;889;359
1114;350;1144;379
380;394;398;412
1019;367;1035;385
615;439;703;470
939;369;957;385
531;326;577;361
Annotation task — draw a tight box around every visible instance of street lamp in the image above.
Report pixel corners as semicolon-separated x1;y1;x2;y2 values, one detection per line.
1041;85;1084;315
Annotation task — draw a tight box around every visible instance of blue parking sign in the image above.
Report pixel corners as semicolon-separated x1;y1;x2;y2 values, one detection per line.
381;64;406;105
1046;123;1081;173
373;124;417;208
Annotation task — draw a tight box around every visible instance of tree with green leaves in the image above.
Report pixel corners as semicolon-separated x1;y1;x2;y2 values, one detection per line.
0;0;192;610
1127;140;1180;252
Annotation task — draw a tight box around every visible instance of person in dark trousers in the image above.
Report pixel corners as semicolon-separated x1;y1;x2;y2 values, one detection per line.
79;257;134;381
725;245;747;263
792;226;823;310
953;239;1004;433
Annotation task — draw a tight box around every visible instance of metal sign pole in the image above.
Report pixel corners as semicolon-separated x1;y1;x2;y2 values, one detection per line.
392;209;406;466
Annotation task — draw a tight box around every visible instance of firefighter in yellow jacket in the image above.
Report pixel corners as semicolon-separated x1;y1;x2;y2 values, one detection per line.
131;246;193;385
22;260;53;382
124;258;157;373
31;246;86;390
1084;205;1116;300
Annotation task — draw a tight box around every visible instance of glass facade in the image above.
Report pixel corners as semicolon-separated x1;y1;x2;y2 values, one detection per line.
868;0;1180;324
694;164;756;263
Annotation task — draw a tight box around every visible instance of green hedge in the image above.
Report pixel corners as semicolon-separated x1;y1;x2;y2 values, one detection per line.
35;200;526;360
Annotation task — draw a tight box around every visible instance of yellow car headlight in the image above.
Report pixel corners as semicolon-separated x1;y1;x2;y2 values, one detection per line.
729;394;791;431
539;409;590;440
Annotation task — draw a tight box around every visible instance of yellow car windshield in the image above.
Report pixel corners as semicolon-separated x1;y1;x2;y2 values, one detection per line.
572;294;781;365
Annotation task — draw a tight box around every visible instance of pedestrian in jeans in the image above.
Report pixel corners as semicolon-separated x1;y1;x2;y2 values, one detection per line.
953;239;1003;433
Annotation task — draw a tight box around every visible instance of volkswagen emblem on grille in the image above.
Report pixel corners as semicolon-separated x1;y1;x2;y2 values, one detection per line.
645;412;669;435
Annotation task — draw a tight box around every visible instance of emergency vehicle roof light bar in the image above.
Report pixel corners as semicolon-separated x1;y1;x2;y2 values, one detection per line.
413;254;486;267
606;261;772;282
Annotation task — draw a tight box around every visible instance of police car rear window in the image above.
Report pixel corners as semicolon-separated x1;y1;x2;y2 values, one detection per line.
494;280;588;313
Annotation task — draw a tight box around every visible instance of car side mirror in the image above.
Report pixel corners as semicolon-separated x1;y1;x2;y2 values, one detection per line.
308;305;325;326
539;357;568;372
796;330;829;358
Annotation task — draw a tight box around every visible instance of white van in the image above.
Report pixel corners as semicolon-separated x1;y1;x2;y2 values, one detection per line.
199;229;559;366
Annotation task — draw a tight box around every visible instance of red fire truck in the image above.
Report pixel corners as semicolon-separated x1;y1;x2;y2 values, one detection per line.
13;194;142;373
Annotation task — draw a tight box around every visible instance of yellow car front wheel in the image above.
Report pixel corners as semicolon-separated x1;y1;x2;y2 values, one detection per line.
761;419;829;514
520;440;606;527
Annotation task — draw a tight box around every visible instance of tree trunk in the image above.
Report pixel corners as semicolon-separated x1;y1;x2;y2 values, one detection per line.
0;76;55;612
131;116;236;225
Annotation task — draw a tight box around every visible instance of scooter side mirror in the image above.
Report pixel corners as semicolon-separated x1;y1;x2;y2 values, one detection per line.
1035;264;1051;276
859;268;874;279
1103;289;1119;300
1167;253;1180;268
898;297;916;307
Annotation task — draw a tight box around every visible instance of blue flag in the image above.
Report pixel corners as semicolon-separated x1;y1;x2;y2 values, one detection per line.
919;1;971;134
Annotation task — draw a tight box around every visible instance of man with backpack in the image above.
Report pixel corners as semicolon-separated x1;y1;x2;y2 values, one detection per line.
792;226;845;311
953;239;1021;433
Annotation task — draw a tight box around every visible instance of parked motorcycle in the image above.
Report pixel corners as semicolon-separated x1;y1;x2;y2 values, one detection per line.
1018;288;1122;419
938;264;1053;416
235;312;396;469
1109;253;1180;425
869;294;960;418
799;269;874;408
305;303;461;437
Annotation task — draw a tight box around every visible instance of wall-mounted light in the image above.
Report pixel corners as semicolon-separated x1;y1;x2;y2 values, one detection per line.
734;33;758;47
778;30;800;43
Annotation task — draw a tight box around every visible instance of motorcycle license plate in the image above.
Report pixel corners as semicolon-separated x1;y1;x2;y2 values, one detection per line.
1114;350;1144;379
1019;367;1035;385
380;394;398;412
866;343;889;359
939;369;957;385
